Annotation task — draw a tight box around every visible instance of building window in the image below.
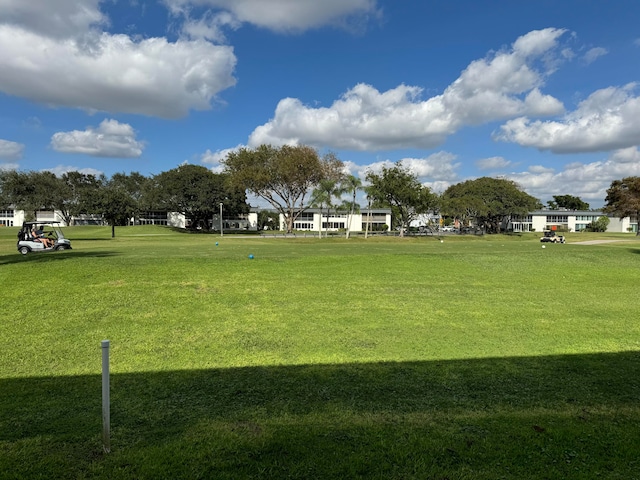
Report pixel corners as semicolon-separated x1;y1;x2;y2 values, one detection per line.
36;210;55;220
322;222;345;229
512;223;532;232
546;215;568;223
294;222;314;230
298;212;314;221
139;211;168;225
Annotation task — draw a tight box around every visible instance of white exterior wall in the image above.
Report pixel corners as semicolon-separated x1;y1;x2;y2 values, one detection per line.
247;212;258;230
531;216;546;232
277;211;391;233
529;211;636;233
167;212;185;228
348;214;363;232
35;210;65;223
1;208;24;226
11;207;631;234
607;216;637;233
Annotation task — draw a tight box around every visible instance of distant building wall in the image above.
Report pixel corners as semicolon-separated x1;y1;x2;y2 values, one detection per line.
0;208;23;226
274;208;391;233
513;210;637;233
7;206;634;234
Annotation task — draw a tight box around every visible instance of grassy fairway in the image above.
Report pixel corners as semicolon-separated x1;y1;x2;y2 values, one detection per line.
1;226;639;479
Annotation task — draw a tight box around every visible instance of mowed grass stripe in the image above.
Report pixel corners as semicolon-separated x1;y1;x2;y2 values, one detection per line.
1;227;639;375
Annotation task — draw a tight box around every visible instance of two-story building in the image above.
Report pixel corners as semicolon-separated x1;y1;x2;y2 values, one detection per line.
510;210;638;233
0;207;393;234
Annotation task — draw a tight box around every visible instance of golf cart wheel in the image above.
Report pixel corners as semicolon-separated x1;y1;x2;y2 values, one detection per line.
55;245;66;251
19;246;30;255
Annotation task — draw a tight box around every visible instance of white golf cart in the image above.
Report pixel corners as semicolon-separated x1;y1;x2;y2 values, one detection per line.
17;221;72;255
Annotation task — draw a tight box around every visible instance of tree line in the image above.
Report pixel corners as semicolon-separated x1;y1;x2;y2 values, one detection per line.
0;165;248;237
2;144;639;236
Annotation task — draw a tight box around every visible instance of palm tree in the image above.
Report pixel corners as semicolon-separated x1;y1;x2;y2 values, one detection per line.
341;175;362;238
310;179;340;238
363;188;374;239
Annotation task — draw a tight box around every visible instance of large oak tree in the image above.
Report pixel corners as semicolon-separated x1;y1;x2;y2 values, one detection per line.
151;164;248;230
547;195;589;211
441;177;541;233
223;144;343;233
97;176;138;238
365;163;437;237
603;176;640;235
56;171;102;226
0;170;59;220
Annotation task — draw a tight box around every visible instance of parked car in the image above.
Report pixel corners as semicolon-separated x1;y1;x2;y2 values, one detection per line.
17;221;72;255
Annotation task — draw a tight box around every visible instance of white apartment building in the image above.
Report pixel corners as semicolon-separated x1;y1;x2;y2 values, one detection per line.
5;207;635;234
281;208;392;233
1;207;393;233
510;210;638;233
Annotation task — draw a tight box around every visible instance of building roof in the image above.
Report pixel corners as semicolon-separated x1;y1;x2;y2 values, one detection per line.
249;206;391;214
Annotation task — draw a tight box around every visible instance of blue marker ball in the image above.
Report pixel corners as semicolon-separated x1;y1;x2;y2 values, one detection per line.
248;254;254;259
215;242;219;246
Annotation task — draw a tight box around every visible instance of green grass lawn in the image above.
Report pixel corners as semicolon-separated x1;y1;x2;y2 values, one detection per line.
1;226;639;479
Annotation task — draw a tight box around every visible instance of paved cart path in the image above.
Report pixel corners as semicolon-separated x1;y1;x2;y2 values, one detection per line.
571;239;627;245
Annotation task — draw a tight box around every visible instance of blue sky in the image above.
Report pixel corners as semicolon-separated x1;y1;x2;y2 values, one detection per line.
2;0;640;208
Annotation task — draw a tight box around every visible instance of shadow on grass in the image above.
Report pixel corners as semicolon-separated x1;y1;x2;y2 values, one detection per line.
0;250;119;265
1;352;639;479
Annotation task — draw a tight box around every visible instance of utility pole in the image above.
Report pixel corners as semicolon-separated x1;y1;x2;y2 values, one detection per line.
219;203;223;237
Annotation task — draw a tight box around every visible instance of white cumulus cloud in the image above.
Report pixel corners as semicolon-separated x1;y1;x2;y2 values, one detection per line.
360;151;460;185
496;83;640;153
583;47;608;64
181;11;241;43
0;162;19;171
0;139;25;160
0;0;106;39
476;156;511;170
45;165;104;177
0;1;237;118
50;119;145;158
249;28;567;151
200;144;246;172
506;147;640;205
164;0;381;33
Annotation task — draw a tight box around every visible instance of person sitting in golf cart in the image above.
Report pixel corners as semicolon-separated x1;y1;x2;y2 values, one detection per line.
31;225;54;248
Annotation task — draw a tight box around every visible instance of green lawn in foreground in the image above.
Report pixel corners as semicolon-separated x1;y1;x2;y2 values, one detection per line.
0;226;639;479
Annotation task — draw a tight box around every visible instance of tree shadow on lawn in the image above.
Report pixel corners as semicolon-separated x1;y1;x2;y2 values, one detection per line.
1;352;639;479
0;251;119;266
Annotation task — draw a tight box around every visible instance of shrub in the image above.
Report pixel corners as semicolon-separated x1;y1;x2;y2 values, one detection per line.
586;216;610;232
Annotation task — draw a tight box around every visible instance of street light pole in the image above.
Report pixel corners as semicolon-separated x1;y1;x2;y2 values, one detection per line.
219;203;223;237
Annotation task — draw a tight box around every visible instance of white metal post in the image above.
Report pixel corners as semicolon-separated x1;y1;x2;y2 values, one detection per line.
101;340;111;453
